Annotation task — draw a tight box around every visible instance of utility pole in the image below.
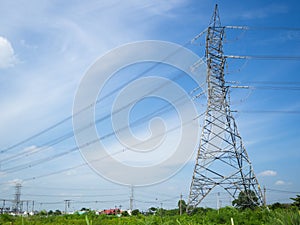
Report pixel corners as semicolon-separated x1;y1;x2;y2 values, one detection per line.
20;201;24;213
179;193;183;216
129;185;134;211
32;200;35;213
1;199;5;214
217;192;220;213
26;200;29;213
186;4;263;212
263;186;267;207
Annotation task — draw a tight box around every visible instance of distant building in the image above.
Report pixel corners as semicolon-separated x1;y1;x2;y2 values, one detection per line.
101;208;121;215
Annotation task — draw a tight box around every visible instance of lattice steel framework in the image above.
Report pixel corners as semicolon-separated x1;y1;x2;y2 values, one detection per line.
187;5;263;212
13;183;21;213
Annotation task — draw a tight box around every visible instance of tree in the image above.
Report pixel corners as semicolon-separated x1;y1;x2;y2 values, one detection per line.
177;200;187;214
291;195;300;209
121;211;129;217
39;209;48;216
232;190;259;210
147;207;157;215
131;209;140;216
54;209;62;215
270;202;284;210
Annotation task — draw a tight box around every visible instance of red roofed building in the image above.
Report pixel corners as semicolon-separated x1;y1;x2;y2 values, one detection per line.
101;208;121;215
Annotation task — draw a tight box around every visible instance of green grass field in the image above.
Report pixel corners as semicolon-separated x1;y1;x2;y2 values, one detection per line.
1;207;299;225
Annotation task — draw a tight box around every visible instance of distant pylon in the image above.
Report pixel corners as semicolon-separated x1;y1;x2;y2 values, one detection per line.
187;4;263;212
14;183;22;214
129;185;134;211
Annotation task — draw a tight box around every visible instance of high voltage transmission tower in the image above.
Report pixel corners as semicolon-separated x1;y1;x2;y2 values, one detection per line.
14;183;22;214
187;5;263;212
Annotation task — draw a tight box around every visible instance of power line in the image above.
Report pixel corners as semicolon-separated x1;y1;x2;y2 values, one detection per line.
0;117;72;155
73;199;129;204
226;55;300;60
1;93;190;173
1;145;79;173
232;81;300;85
0;116;196;184
0;131;75;164
2;49;205;166
225;25;300;31
192;25;300;48
0;40;192;155
238;110;300;114
4;78;293;172
21;193;128;198
0;163;85;186
23;186;125;192
6;117;194;175
267;188;299;194
0;70;190;167
231;85;300;91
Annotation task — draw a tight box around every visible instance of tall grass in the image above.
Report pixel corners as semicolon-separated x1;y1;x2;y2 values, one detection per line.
85;215;92;225
266;209;300;225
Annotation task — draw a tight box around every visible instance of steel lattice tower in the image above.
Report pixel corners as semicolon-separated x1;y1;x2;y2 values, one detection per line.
14;183;22;213
187;5;263;212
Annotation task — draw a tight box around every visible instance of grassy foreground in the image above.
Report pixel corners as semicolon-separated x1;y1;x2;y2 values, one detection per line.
0;207;299;225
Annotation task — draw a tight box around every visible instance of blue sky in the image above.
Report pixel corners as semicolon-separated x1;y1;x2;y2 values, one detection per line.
0;0;300;212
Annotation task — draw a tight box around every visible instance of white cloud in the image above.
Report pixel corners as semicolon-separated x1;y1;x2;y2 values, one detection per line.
8;178;23;185
20;39;37;49
133;0;187;17
23;145;39;153
0;171;7;178
0;36;17;68
64;169;77;176
258;170;277;177
241;3;288;19
275;180;291;186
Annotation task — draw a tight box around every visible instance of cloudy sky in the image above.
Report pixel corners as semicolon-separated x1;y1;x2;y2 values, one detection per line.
0;0;300;211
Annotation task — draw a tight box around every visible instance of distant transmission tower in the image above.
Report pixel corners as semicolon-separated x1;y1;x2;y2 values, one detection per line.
14;183;22;214
187;5;263;211
129;186;134;211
